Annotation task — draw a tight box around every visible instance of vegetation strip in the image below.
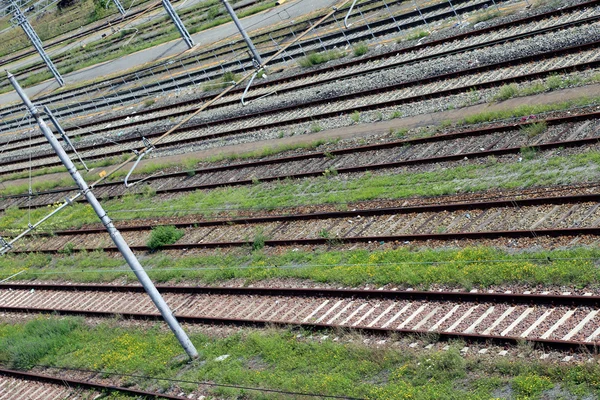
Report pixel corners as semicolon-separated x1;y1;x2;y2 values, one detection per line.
7;317;600;399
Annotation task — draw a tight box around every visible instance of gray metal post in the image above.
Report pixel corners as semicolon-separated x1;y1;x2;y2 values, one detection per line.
113;0;126;15
447;0;461;21
221;0;262;67
43;106;89;171
7;71;198;360
162;0;194;49
11;1;64;86
413;0;430;31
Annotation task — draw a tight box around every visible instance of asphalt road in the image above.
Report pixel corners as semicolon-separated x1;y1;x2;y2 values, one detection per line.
0;0;338;106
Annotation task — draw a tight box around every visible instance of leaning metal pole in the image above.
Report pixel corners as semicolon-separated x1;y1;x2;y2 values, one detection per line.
162;0;194;49
221;0;262;66
113;0;127;15
11;1;64;86
7;71;198;360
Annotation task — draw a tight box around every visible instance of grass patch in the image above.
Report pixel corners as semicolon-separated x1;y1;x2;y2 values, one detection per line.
521;121;547;138
352;42;369;57
298;49;346;67
4;246;600;289
403;29;430;42
1;318;600;399
472;9;500;24
2;149;600;231
147;225;185;250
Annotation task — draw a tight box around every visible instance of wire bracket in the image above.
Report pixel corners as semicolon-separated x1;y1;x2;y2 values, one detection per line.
124;137;162;188
343;0;358;28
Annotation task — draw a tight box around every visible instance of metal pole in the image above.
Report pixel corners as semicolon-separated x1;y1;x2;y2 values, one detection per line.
221;0;262;67
43;106;89;171
11;1;64;86
7;71;199;360
113;0;126;15
162;0;194;49
413;0;430;31
447;0;461;21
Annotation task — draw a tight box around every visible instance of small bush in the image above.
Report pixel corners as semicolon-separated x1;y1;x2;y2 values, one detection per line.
147;226;184;250
493;84;519;101
350;111;360;123
352;42;369;57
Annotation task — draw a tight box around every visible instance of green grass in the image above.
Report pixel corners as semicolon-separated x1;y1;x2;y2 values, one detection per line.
3;246;600;289
2;317;600;399
298;49;347;67
3;147;600;231
521;121;547;138
403;30;430;42
147;225;185;250
352;42;369;57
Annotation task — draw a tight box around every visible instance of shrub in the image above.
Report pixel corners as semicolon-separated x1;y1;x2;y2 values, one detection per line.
147;226;185;250
352;42;369;57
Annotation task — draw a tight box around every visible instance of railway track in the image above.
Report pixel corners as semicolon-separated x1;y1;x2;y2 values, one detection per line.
6;192;600;252
3;27;600;175
1;112;598;212
0;0;517;123
2;1;595;141
0;368;187;399
2;283;599;353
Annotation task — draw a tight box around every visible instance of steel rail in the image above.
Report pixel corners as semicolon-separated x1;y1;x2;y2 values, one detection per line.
2;39;599;173
0;0;419;111
0;368;187;399
9;192;600;236
6;4;592;145
4;0;265;79
1;111;598;211
8;0;575;124
0;0;530;122
0;284;598;352
5;227;599;254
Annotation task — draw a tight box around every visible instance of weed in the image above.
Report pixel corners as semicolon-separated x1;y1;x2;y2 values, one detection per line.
322;167;338;177
520;146;537;160
352;42;369;57
375;111;383;121
60;242;75;255
147;225;184;250
252;229;267;251
350;111;360;124
319;229;330;239
390;110;403;119
278;131;285;139
324;151;335;160
472;10;500;24
311;123;323;133
298;49;346;67
521;121;547;138
493;84;519;102
404;29;430;42
143;98;155;108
